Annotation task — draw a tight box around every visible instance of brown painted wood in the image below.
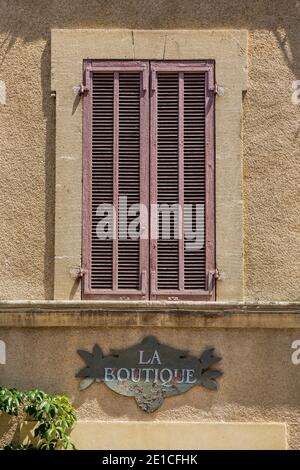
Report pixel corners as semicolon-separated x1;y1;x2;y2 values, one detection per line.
149;61;215;300
82;60;150;300
178;72;185;291
83;60;215;301
205;70;216;300
113;72;119;291
82;59;93;296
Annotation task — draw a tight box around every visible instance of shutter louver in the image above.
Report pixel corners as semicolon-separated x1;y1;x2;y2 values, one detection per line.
118;72;141;289
83;61;149;299
157;73;179;290
150;62;215;300
184;73;206;290
91;73;114;289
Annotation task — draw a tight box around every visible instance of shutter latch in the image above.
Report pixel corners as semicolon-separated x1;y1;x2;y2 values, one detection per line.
78;84;89;96
208;268;220;293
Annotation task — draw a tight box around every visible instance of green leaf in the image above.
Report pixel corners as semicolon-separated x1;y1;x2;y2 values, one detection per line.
0;386;77;450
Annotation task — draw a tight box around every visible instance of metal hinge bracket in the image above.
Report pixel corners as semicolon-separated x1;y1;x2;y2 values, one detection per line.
208;268;220;293
78;84;89;96
77;267;87;279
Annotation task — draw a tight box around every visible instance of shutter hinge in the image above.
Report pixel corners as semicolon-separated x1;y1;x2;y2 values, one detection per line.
214;84;225;96
77;267;87;279
69;267;86;280
208;268;220;293
78;84;89;96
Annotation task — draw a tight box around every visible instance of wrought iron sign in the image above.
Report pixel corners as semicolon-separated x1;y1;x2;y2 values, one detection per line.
76;336;222;412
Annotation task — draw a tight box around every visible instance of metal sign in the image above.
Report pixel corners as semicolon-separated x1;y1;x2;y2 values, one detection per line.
76;336;222;412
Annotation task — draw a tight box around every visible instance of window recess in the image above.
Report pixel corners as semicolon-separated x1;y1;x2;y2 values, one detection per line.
82;60;215;301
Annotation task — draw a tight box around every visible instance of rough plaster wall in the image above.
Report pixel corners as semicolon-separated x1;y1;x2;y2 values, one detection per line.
0;0;299;300
1;326;300;448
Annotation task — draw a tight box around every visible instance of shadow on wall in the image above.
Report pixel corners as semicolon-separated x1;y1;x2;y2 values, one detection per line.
0;0;299;298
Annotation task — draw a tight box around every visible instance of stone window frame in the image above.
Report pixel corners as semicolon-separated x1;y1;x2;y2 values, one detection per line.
51;29;248;301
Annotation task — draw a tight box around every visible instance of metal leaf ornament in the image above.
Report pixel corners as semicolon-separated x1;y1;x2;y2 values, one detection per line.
198;348;223;390
77;344;103;390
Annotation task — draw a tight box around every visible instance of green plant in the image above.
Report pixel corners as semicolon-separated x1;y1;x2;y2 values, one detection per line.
0;387;77;450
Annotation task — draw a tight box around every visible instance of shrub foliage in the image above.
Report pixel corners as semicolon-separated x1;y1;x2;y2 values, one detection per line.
0;387;77;450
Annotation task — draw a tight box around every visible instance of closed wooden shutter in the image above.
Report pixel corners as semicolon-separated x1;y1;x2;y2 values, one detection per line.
82;60;215;301
82;61;149;299
150;61;215;300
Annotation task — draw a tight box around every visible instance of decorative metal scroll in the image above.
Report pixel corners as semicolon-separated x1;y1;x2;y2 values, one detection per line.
76;336;222;412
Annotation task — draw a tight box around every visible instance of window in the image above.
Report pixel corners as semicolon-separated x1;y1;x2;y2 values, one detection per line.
82;60;215;301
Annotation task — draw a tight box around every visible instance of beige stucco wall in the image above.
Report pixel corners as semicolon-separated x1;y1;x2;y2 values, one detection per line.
0;324;299;448
0;1;299;301
70;422;287;450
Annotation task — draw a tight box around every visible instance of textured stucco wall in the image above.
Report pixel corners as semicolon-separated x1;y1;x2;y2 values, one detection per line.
1;2;299;450
0;1;299;301
0;326;300;448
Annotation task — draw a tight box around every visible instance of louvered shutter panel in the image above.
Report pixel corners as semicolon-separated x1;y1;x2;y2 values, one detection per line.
82;61;149;299
150;61;215;300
